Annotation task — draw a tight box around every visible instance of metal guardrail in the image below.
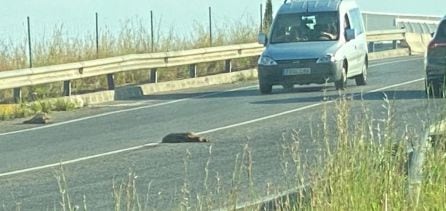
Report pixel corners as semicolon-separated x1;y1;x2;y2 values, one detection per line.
366;29;406;52
362;11;441;33
366;29;406;42
0;30;408;101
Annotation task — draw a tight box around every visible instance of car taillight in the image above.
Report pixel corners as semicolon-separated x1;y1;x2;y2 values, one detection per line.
428;41;446;49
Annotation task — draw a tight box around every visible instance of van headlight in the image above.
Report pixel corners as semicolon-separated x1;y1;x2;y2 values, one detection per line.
258;56;278;66
316;54;336;63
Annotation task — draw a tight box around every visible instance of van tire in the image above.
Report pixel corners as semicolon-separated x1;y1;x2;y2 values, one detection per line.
335;67;347;90
282;83;294;90
355;63;367;86
426;81;443;98
259;79;273;94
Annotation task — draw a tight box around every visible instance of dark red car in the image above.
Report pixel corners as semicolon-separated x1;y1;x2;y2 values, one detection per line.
425;16;446;97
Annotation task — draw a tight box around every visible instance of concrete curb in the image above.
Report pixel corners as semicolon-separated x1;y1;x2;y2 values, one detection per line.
140;69;258;95
36;90;115;108
369;48;411;60
405;33;432;54
40;48;412;103
115;69;258;99
1;49;414;107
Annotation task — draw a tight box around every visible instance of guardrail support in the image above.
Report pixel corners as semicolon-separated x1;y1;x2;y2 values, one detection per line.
368;42;375;52
189;64;197;78
407;133;431;208
107;74;115;90
224;59;232;73
392;40;398;49
150;68;158;83
13;88;22;103
63;80;72;96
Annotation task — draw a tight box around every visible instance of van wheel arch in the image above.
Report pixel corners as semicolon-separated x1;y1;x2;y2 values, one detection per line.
335;60;348;90
355;55;368;86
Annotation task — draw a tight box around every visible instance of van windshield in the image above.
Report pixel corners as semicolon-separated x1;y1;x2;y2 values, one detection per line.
270;12;339;44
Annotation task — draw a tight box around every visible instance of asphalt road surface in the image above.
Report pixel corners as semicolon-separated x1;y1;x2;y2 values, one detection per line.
0;56;444;210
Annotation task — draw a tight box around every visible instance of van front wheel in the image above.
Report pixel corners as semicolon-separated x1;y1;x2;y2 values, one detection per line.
259;79;273;94
355;63;368;86
335;67;347;90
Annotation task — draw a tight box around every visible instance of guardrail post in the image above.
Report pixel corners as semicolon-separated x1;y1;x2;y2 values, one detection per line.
150;68;158;83
368;42;375;52
189;64;197;78
224;59;232;73
13;88;22;103
63;80;72;96
107;74;115;90
392;40;398;49
407;132;430;208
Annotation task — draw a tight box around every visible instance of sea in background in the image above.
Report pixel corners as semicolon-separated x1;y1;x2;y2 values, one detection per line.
0;0;444;44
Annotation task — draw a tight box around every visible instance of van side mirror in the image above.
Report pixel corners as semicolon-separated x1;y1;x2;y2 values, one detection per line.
345;29;356;41
258;33;268;46
431;32;435;38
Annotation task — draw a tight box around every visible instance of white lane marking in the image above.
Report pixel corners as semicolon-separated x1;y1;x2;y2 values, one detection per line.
196;103;323;135
89;102;146;107
0;57;420;138
369;57;421;68
368;78;425;93
0;78;424;178
0;85;257;137
0;143;158;178
0;57;424;178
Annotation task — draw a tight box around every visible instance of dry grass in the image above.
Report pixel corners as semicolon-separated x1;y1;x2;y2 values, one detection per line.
0;17;259;103
3;96;442;211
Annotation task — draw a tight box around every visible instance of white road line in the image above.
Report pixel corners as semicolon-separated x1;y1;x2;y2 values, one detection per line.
369;57;421;68
0;57;420;138
0;57;424;178
0;85;257;137
0;143;159;178
368;78;425;93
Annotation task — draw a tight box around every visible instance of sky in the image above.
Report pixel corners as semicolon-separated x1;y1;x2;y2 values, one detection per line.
0;0;444;42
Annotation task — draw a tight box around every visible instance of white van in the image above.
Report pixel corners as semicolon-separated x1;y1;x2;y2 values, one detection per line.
258;0;368;94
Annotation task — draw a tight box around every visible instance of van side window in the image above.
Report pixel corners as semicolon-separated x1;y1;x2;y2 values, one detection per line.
348;8;365;35
437;21;446;39
344;14;351;30
343;14;351;40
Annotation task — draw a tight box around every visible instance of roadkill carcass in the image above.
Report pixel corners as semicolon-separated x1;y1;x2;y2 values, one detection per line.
162;132;208;143
23;112;51;124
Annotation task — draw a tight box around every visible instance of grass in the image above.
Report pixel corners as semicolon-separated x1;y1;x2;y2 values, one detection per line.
0;17;259;104
0;98;80;120
1;15;445;210
3;95;445;210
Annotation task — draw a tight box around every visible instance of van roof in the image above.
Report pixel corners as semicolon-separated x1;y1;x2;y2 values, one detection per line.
279;0;353;13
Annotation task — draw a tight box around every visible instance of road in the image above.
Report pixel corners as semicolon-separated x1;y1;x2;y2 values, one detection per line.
0;56;444;210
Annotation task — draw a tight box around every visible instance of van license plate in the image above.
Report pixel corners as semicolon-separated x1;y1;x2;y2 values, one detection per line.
283;68;311;75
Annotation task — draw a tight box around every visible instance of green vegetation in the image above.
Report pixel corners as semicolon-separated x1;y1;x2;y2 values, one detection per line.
0;98;80;120
0;18;259;103
4;96;445;210
262;0;274;34
1;13;444;211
